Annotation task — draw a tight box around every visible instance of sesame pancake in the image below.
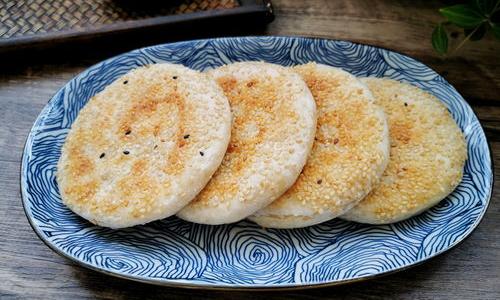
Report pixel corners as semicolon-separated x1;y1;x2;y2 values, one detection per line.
57;63;232;228
341;78;467;224
249;63;390;228
177;62;317;224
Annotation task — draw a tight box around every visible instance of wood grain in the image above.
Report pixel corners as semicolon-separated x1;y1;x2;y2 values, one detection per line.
1;0;499;299
267;0;500;104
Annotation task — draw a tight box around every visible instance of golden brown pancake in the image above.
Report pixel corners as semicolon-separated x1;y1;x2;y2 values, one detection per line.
177;62;317;225
249;63;390;228
57;63;232;228
341;77;467;224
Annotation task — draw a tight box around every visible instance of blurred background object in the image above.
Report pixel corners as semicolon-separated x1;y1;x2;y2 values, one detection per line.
0;0;273;55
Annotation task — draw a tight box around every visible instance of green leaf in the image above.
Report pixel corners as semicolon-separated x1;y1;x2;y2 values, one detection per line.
464;23;488;40
440;4;486;28
432;24;449;55
471;0;498;15
492;23;500;39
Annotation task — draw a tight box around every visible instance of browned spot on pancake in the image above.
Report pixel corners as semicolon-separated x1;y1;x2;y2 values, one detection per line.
175;98;187;150
117;175;153;198
132;159;147;175
164;143;185;176
119;87;183;136
153;124;161;137
64;180;98;205
215;76;279;177
192;74;285;205
304;72;340;107
114;175;161;216
391;121;412;144
68;151;94;177
314;150;340;165
218;76;237;92
120;125;132;135
246;79;257;87
226;143;238;153
165;93;188;175
115;86;188;176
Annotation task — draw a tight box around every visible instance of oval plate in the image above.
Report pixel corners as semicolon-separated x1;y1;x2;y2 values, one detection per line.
21;36;493;289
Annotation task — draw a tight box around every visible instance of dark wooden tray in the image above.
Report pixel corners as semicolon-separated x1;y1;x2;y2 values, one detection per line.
0;0;274;53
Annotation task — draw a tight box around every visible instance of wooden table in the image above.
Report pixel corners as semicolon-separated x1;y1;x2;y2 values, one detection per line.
1;1;499;298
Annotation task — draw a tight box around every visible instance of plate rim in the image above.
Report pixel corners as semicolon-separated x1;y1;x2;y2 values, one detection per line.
20;35;495;290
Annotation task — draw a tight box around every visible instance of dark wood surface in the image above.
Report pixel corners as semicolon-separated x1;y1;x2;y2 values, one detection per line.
1;1;499;299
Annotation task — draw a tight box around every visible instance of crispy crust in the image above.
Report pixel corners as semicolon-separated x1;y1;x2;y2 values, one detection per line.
177;62;317;224
341;78;467;224
250;63;390;228
57;63;232;228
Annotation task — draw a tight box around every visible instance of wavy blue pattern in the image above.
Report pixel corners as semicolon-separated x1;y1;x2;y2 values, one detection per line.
21;36;492;288
295;226;419;283
191;221;300;284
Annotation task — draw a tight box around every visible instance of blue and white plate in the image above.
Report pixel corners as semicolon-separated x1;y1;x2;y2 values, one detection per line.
21;36;493;289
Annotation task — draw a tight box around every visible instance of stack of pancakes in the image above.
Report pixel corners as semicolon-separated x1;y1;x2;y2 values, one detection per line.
57;62;467;229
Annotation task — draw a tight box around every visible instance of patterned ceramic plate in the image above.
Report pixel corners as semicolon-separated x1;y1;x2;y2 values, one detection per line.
21;36;493;289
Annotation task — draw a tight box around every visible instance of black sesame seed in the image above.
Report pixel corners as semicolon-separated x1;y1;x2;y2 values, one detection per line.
123;151;130;155
199;151;204;156
183;134;190;139
125;130;131;135
404;102;408;107
123;80;128;84
154;145;158;149
173;76;178;80
99;153;105;159
317;179;322;184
